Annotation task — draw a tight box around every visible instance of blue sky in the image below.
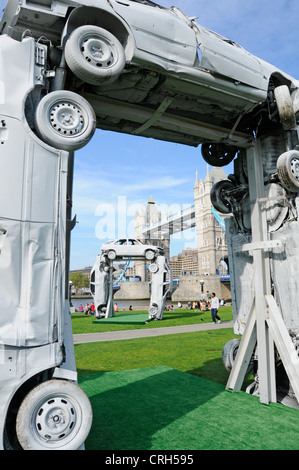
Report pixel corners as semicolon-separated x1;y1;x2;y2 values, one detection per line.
1;0;299;269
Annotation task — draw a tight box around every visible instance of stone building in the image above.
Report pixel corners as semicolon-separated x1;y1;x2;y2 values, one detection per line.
170;248;199;278
126;167;231;301
172;166;230;301
194;166;228;277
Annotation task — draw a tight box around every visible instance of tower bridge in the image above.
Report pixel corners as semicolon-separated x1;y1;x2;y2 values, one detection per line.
142;204;196;238
132;166;231;301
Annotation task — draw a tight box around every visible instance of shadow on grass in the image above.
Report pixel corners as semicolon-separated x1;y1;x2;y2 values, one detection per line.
187;358;255;390
79;366;224;450
187;357;230;385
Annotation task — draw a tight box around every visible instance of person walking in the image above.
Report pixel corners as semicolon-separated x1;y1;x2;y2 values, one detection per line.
210;292;221;324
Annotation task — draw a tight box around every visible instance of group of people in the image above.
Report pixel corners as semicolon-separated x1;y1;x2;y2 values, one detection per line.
186;292;223;324
165;305;175;311
78;302;95;315
168;292;224;324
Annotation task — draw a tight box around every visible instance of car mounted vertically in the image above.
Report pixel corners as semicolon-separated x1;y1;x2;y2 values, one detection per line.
1;0;298;160
90;243;171;320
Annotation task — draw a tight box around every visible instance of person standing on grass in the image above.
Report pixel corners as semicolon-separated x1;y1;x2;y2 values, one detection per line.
210;292;221;324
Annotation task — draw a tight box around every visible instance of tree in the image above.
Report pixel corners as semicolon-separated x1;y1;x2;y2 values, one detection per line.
70;272;90;289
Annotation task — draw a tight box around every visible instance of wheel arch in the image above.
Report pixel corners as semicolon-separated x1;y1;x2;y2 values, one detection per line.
267;72;298;130
3;367;56;449
269;71;295;90
62;6;135;61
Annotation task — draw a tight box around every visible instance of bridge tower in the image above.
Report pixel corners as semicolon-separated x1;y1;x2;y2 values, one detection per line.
194;166;228;278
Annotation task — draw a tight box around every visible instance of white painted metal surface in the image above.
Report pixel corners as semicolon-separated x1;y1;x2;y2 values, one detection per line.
90;246;172;321
0;33;92;450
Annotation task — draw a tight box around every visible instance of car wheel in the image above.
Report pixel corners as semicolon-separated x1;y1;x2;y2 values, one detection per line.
148;303;158;318
201;143;237;167
222;339;253;375
16;380;92;450
34;90;96;151
265;183;288;232
145;249;155;260
65;25;126;85
107;250;116;260
277;150;299;193
274;85;296;130
210;180;235;214
149;263;159;273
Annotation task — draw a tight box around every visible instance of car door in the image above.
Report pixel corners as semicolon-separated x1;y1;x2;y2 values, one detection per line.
198;26;265;90
111;0;197;66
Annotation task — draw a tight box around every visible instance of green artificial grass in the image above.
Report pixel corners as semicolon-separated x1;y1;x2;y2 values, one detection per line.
79;366;299;450
74;307;299;451
71;306;233;334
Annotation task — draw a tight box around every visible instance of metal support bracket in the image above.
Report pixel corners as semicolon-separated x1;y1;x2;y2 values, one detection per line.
226;138;299;405
234;239;283;253
227;293;299;405
133;96;173;135
226;140;277;404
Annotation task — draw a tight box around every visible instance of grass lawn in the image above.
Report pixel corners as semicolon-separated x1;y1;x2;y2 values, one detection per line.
73;306;245;387
75;328;240;385
71;305;233;334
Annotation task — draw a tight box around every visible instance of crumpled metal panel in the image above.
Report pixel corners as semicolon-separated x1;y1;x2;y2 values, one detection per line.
0;123;68;346
199;27;265;90
0;35;68;347
112;0;197;66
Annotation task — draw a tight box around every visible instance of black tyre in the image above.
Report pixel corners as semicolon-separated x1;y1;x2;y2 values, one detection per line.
210;180;235;214
201;143;237;167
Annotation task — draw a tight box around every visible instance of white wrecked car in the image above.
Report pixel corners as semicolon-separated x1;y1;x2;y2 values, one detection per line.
101;238;163;260
1;0;298;159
